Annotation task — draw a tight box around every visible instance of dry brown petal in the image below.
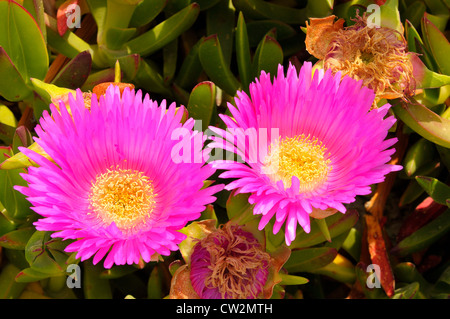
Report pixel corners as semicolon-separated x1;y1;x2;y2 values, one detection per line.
305;15;345;60
169;264;200;299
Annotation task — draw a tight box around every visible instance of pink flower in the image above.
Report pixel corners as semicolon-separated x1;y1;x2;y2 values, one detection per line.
208;62;401;245
15;85;221;268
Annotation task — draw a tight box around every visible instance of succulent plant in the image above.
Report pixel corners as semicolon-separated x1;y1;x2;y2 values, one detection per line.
0;0;449;301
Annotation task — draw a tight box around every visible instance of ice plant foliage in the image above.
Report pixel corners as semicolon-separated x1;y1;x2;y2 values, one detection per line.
208;62;401;245
189;222;271;299
15;85;221;268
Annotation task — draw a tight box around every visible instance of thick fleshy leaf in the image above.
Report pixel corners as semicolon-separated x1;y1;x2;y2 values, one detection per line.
0;148;31;219
187;81;216;131
0;104;17;144
422;14;450;75
410;53;450;89
246;20;296;48
379;0;403;32
99;265;138;279
0;141;51;170
0;264;27;298
29;78;75;106
415;176;450;205
174;38;203;90
118;54;140;82
15;267;53;283
0;227;34;250
206;0;235;67
133;58;172;96
279;273;309;285
125;3;199;56
147;265;163;299
341;228;361;262
51;51;92;89
83;261;113;299
310;254;356;284
392;209;450;257
252;32;284;79
129;0;166;27
235;12;252;90
25;231;70;275
0;0;48;84
290;209;359;249
403;138;436;177
392;100;450;148
105;27;136;51
232;0;308;24
404;1;426;29
198;35;241;96
392;282;424;299
0;47;32;101
283;247;338;273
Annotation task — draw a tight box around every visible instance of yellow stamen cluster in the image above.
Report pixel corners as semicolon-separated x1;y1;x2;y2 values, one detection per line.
263;134;332;193
88;166;156;233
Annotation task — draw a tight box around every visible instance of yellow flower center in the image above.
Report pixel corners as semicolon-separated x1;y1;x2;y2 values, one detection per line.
263;134;332;192
88;166;156;233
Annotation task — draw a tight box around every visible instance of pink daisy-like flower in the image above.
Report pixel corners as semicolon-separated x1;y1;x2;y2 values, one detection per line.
15;85;221;268
208;62;401;245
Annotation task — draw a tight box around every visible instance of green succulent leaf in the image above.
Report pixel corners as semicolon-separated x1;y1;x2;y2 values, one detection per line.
0;263;27;298
235;12;252;90
133;58;172;96
0;227;34;250
290;209;359;249
188;81;216;131
279;273;309;285
198;34;241;96
415;176;450;205
83;261;113;299
0;0;48;86
232;0;308;24
125;3;200;57
392;209;450;257
129;0;167;28
283;247;338;273
392;100;450;149
25;231;70;275
403;138;436;177
422;14;450;76
252;32;284;80
0;148;32;220
0;47;32;101
392;282;424;299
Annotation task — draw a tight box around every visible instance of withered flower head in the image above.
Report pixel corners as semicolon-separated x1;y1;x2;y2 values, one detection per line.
306;14;415;104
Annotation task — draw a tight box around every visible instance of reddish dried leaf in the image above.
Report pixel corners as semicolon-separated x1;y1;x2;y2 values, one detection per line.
365;214;395;297
397;197;446;242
